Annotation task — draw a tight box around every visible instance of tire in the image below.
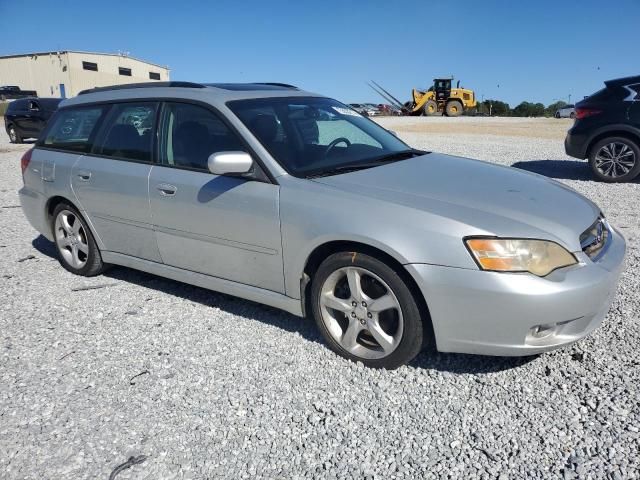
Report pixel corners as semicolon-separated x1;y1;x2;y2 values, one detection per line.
555;112;561;119
8;125;22;144
445;101;463;117
422;100;439;116
52;203;106;276
569;112;576;119
311;251;425;369
588;136;640;183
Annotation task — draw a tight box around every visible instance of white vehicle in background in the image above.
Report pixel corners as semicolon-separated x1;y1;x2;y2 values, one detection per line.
348;103;379;117
555;104;575;119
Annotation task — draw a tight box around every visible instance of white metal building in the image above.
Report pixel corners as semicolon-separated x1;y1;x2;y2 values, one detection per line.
0;51;170;98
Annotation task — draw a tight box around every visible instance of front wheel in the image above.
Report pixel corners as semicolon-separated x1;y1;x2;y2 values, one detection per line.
422;100;439;116
588;137;640;183
311;252;424;369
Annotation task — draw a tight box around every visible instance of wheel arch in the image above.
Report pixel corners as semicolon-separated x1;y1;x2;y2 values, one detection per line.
586;127;640;158
300;240;435;345
45;195;105;249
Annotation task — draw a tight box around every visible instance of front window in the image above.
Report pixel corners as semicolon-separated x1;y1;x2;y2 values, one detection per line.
228;97;418;177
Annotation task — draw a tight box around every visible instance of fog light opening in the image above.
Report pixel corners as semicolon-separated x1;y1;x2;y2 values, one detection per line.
529;323;557;339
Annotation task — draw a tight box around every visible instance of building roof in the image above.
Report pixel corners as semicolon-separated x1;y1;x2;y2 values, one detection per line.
0;50;169;70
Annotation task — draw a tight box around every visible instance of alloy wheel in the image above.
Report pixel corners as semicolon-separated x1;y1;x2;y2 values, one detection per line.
319;266;403;359
594;142;637;178
54;210;89;269
9;127;17;142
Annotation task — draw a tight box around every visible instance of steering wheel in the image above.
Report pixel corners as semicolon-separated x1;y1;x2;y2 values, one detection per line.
323;137;351;157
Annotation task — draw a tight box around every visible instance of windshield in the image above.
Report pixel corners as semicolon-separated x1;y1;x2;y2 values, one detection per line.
227;97;415;177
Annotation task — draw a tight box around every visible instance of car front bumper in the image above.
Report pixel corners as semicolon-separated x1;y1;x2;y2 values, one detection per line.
406;227;626;356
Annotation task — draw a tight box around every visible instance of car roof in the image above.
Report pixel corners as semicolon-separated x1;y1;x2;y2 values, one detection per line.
62;82;323;109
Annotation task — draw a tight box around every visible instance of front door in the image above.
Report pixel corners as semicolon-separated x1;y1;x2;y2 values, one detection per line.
71;102;162;261
149;101;284;292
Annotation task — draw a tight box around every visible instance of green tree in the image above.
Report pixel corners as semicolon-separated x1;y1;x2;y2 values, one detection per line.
546;100;568;117
512;101;546;117
481;99;510;116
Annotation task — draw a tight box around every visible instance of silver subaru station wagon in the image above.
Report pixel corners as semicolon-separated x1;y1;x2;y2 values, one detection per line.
19;82;626;368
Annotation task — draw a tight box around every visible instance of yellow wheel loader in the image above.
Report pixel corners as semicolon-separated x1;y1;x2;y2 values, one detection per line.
368;78;477;117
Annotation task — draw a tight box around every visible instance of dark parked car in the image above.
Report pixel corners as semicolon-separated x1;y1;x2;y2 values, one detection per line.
565;75;640;182
4;98;62;143
0;85;38;100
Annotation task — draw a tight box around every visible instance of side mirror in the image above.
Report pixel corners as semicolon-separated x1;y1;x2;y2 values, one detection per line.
207;151;253;176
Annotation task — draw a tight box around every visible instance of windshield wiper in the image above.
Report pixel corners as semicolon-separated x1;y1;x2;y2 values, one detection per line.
306;149;426;178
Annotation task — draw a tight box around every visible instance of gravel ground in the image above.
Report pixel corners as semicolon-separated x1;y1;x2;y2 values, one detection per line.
1;118;638;479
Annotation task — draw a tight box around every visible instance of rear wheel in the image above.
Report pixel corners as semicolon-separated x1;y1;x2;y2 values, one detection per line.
8;125;22;144
570;112;576;119
52;203;106;276
422;100;439;116
588;137;640;183
445;101;463;117
311;252;424;369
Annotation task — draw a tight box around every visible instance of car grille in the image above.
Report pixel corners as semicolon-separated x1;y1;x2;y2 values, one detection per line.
580;216;609;260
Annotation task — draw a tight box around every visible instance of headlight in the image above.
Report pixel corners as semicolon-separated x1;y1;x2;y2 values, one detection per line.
465;238;577;276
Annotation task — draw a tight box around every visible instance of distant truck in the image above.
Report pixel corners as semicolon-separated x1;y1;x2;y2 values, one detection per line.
0;85;38;100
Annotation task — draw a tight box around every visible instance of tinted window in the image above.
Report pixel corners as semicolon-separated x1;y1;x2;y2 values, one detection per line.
149;72;161;80
159;102;246;171
7;100;24;112
96;103;157;162
41;106;108;153
39;99;62;111
82;61;98;71
28;100;40;111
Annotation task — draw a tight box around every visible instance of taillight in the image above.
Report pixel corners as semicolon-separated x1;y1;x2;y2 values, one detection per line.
20;148;33;176
575;108;602;120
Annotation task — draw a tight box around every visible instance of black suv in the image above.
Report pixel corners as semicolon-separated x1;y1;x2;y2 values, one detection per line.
565;75;640;182
4;98;62;143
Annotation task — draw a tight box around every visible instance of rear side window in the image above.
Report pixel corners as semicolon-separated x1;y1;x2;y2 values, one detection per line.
7;100;26;112
41;106;108;153
95;103;158;162
158;102;246;171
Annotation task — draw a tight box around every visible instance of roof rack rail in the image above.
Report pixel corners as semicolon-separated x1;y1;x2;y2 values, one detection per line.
78;81;205;95
253;82;299;90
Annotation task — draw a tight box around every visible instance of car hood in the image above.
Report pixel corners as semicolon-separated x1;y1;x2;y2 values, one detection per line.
310;153;600;251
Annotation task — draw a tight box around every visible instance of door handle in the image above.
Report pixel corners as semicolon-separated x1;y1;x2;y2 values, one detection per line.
76;171;91;181
156;183;177;196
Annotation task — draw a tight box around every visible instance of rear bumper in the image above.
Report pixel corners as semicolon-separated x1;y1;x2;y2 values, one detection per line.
19;186;51;240
406;227;626;356
564;131;589;159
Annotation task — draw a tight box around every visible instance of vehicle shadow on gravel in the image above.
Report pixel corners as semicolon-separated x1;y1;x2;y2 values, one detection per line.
410;349;537;374
31;235;323;345
511;160;593;181
32;234;538;373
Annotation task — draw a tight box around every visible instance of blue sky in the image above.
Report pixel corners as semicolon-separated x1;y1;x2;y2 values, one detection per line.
1;0;638;107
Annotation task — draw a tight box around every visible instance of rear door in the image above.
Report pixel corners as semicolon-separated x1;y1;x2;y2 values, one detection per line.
10;100;29;135
149;101;284;292
70;102;162;261
24;100;46;136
